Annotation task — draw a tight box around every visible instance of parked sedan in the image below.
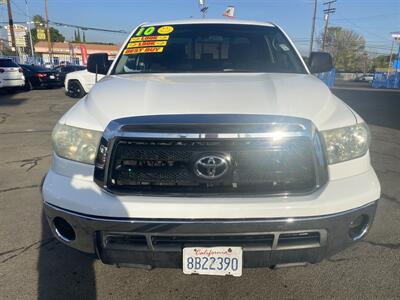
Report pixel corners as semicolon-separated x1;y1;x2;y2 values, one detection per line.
355;74;374;83
20;64;63;90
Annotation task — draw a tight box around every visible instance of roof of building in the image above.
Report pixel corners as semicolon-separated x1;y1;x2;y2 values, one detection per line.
34;41;120;55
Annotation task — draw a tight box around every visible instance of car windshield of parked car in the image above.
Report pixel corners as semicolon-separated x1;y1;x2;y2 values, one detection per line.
59;66;86;72
25;65;49;72
0;59;19;68
113;24;306;74
21;65;49;73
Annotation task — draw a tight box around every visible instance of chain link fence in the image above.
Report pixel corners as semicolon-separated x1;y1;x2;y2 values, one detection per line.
372;72;400;89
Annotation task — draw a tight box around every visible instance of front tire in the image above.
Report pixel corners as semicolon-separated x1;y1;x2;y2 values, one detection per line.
67;80;86;98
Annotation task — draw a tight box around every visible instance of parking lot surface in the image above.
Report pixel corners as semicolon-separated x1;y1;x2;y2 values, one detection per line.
0;84;399;299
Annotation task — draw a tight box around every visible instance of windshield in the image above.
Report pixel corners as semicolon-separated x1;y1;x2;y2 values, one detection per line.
113;24;306;74
0;59;19;68
23;65;49;72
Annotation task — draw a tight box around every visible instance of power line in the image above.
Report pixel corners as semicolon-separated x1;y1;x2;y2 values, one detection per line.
333;12;391;41
8;0;128;34
48;20;128;34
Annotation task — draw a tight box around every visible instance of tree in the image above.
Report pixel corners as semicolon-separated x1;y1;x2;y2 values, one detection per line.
371;54;397;70
319;27;367;72
73;29;82;42
30;14;65;44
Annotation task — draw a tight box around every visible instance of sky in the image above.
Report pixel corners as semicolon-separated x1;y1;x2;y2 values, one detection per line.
1;0;399;56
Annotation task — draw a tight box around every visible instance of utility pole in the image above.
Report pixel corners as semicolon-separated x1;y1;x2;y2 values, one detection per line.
6;0;18;60
387;38;395;76
309;0;318;57
322;0;336;51
25;0;35;61
199;0;208;18
43;0;53;64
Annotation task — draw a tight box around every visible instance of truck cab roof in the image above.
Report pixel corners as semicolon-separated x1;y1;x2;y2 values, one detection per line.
141;18;275;28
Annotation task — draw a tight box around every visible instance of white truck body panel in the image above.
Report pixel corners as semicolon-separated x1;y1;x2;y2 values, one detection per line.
60;73;356;132
43;153;380;219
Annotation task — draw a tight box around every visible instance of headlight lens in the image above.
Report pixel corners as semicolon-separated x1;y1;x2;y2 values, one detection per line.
321;123;370;164
52;123;102;164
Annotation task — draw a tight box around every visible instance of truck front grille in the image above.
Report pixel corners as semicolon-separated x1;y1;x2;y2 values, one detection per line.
104;138;317;195
94;115;328;196
101;231;323;251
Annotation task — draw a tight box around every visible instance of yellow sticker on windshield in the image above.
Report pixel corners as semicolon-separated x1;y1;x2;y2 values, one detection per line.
127;41;167;48
130;35;169;42
123;47;164;55
157;26;174;35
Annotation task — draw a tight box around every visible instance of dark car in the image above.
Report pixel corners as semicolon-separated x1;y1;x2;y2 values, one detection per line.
20;64;63;90
54;65;86;84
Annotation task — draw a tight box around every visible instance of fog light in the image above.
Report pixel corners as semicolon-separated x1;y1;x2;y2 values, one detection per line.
349;214;369;240
53;217;76;242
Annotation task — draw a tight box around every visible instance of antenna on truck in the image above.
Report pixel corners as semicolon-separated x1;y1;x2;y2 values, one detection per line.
199;0;208;18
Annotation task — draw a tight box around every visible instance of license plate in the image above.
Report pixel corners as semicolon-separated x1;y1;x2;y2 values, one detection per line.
49;75;55;79
183;247;242;277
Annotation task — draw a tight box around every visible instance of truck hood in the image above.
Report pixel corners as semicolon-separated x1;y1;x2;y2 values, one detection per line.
63;73;356;131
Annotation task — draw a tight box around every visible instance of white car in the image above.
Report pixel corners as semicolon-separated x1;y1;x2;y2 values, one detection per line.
355;74;374;83
0;58;25;89
65;69;104;98
42;19;380;276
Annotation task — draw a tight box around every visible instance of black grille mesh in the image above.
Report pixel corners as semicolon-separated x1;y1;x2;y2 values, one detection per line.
107;138;317;195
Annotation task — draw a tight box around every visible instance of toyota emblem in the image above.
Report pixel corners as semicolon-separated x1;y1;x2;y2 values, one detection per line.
194;155;229;180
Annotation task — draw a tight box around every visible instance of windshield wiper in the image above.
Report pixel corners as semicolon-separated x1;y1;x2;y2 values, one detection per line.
222;69;261;72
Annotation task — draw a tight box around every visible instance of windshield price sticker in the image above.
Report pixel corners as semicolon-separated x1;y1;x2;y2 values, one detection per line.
157;26;174;34
123;47;164;55
127;41;167;48
130;35;170;42
125;25;173;54
135;25;174;37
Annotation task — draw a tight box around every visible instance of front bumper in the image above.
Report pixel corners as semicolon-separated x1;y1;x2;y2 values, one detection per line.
43;200;377;268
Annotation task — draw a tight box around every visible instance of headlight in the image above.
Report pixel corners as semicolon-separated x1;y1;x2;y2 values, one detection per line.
52;123;102;164
321;123;370;164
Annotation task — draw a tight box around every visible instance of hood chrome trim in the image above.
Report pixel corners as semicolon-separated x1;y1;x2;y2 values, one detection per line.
102;114;313;141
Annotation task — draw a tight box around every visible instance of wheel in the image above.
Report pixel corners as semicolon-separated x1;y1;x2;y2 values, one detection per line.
67;80;86;98
24;80;33;91
5;87;19;94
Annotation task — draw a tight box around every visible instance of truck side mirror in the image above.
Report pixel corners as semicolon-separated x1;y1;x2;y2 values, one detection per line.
308;52;333;74
87;53;109;75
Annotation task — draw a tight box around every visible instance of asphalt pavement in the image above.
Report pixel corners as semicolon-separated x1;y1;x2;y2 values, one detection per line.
0;83;399;299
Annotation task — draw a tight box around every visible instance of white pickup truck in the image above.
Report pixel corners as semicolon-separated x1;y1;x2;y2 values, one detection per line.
42;19;380;276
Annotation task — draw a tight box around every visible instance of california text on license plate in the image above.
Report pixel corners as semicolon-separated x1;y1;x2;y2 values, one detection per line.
183;247;242;277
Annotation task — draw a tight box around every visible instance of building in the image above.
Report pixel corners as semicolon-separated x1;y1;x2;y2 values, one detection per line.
34;41;120;65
